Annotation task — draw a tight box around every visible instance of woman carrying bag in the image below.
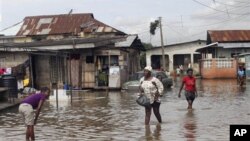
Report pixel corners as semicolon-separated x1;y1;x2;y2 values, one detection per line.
139;66;164;125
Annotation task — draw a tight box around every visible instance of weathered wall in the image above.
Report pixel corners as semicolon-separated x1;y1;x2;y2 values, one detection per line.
81;50;95;88
200;59;237;79
34;55;51;89
67;59;80;88
80;48;139;88
0;52;29;68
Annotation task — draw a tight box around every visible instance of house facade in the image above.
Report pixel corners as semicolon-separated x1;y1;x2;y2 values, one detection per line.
196;30;250;78
146;40;206;74
0;13;144;90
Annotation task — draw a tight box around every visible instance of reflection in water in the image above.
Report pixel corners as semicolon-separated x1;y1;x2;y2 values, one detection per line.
144;124;162;141
183;110;197;141
145;125;153;141
0;79;249;140
238;86;246;95
153;124;162;140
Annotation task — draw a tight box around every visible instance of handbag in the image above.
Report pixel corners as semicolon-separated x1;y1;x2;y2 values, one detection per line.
136;94;151;107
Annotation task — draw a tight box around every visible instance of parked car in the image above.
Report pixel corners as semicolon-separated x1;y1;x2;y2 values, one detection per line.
122;71;173;91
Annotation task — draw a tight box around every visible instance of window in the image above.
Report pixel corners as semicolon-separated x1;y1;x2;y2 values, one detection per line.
86;56;94;64
194;54;201;63
110;56;118;65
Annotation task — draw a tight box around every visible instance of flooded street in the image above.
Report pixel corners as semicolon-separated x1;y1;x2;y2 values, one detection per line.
0;79;250;141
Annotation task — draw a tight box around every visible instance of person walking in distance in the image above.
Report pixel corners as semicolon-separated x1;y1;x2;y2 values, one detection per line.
178;68;197;109
19;87;50;141
139;66;164;125
238;66;245;86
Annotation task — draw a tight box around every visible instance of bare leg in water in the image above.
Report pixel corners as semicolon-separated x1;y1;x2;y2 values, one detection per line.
187;100;193;109
26;125;35;141
152;102;162;123
145;107;152;125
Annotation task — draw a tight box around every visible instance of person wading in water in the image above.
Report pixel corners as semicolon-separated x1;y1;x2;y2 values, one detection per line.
178;68;197;109
139;66;164;125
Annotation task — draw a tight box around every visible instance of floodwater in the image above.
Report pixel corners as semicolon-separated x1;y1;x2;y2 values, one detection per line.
0;78;250;141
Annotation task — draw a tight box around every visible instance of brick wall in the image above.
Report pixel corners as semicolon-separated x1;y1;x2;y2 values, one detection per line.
200;58;237;79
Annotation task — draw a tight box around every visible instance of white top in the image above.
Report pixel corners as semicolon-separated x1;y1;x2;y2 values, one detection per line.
139;77;164;104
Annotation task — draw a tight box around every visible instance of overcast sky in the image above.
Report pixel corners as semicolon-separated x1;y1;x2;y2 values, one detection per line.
0;0;250;46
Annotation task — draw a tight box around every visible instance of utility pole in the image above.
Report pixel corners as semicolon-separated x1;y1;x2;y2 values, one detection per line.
159;17;166;71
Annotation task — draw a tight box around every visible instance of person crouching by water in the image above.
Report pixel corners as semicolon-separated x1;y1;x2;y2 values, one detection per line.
139;66;164;125
178;68;197;109
19;87;50;141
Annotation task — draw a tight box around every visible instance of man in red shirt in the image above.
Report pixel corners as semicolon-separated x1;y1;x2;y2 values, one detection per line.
178;68;197;109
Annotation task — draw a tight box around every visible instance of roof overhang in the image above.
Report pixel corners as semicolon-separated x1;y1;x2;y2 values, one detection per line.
235;53;250;57
0;42;96;52
115;35;137;47
0;36;140;52
195;42;218;52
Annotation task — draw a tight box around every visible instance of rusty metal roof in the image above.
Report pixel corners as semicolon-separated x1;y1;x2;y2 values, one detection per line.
207;30;250;43
16;13;125;36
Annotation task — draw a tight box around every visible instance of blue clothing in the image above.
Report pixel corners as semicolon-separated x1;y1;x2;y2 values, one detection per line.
238;70;244;77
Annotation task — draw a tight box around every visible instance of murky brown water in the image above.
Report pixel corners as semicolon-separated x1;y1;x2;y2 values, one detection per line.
0;78;250;141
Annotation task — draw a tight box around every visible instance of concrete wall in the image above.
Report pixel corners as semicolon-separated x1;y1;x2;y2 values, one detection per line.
200;58;237;78
0;52;29;68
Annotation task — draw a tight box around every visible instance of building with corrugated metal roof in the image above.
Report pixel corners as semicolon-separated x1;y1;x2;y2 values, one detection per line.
0;13;144;90
196;30;250;79
16;13;126;40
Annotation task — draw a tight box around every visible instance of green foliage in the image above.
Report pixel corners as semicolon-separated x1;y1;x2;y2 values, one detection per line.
150;20;159;35
142;42;153;50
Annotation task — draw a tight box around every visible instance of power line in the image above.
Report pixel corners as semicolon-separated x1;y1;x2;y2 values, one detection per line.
163;12;249;29
234;0;250;4
134;13;249;41
212;0;248;7
192;0;250;16
162;23;190;39
0;21;23;32
135;2;250;33
161;1;249;20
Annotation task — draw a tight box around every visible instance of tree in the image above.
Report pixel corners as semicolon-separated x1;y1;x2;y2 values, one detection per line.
150;20;159;35
149;17;166;71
